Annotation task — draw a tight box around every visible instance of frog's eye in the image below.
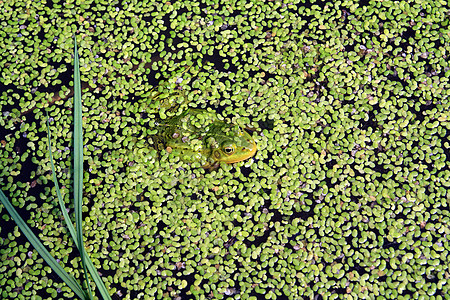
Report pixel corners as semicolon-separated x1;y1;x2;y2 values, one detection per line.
224;146;235;155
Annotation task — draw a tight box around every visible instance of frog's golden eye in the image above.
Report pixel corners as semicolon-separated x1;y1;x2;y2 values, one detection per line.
224;146;235;154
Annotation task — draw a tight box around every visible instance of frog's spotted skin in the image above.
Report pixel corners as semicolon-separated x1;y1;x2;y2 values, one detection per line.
152;108;257;166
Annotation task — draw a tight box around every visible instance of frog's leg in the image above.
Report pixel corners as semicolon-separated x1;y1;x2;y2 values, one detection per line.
154;89;190;113
149;134;166;160
153;64;201;111
202;161;220;172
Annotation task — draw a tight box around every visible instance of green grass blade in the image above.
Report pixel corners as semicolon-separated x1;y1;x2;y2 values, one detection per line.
0;189;89;300
72;35;93;299
46;115;111;300
45;36;111;300
72;35;112;300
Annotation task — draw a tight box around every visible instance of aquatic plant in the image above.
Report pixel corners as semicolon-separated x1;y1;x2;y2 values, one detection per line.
1;0;449;299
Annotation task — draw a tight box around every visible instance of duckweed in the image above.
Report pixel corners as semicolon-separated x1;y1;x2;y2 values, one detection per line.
1;0;450;299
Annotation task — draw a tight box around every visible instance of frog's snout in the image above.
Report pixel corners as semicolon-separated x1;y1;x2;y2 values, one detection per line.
242;138;257;158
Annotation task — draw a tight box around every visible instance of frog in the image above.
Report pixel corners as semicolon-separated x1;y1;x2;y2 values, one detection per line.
31;60;257;168
151;108;257;168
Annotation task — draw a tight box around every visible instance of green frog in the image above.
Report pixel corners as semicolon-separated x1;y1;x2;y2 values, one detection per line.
34;62;257;167
151;107;257;167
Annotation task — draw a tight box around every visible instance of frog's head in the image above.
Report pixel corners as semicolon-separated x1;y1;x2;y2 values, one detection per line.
209;126;257;164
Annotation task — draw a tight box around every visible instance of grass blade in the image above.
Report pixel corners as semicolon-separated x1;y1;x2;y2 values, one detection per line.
45;36;111;300
0;189;89;300
46;116;111;299
72;35;94;298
